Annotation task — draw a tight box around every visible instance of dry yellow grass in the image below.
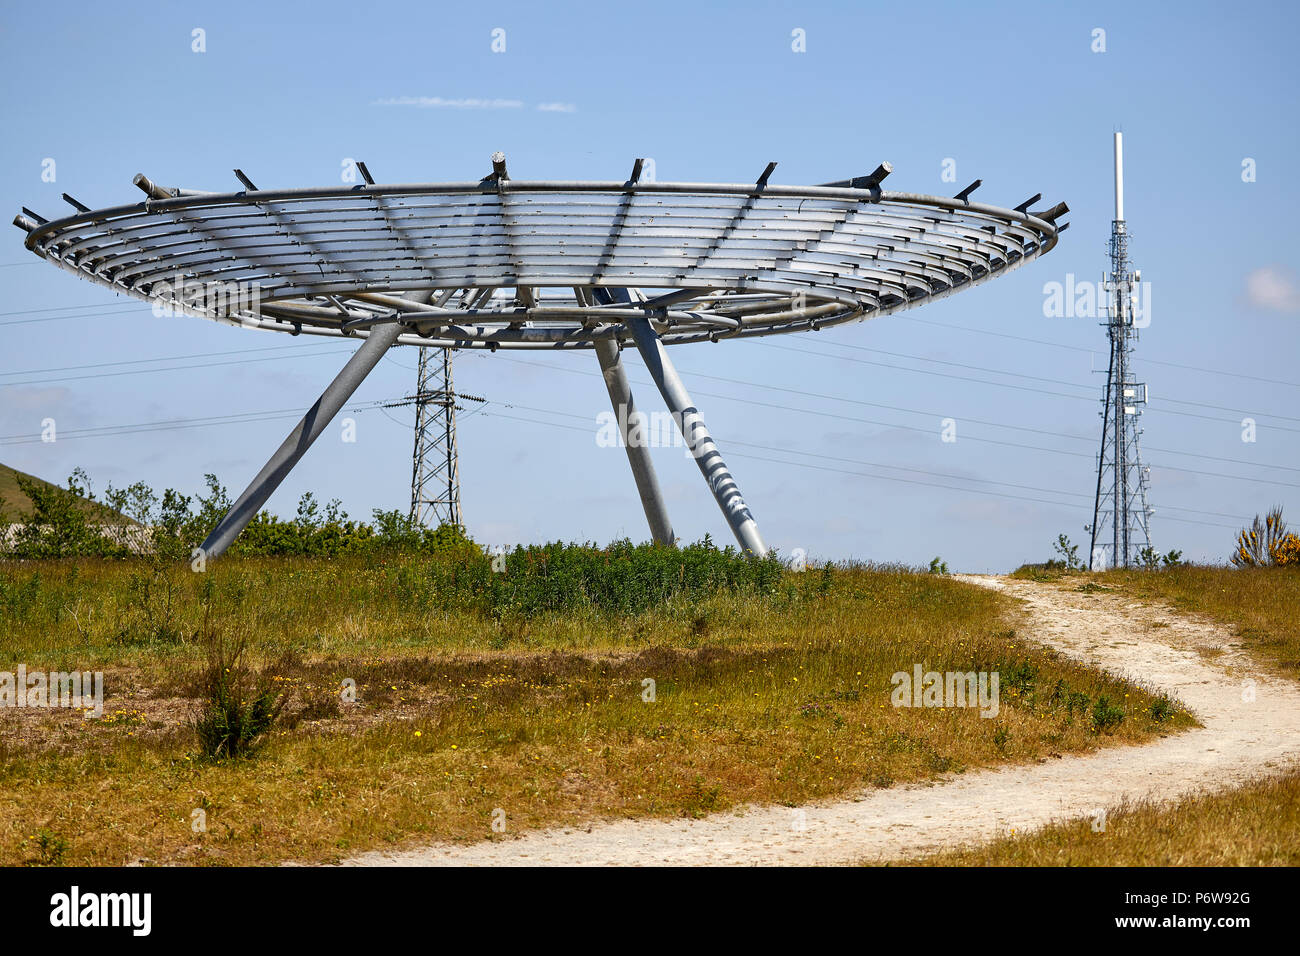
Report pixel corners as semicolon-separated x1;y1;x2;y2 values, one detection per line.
1096;566;1300;682
1014;564;1300;682
904;769;1300;866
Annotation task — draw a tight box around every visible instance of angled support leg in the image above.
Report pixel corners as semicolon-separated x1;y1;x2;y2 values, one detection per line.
594;336;675;546
199;322;404;559
623;314;768;556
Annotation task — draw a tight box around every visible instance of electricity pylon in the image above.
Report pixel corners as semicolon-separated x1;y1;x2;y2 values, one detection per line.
405;346;483;528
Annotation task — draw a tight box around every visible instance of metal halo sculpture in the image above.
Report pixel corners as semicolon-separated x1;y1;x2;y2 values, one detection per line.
14;155;1067;558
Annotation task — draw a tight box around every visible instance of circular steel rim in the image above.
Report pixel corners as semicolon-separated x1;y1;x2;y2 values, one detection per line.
20;178;1064;351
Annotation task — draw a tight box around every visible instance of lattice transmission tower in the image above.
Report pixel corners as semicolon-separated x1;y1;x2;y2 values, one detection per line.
403;345;483;529
1089;132;1154;570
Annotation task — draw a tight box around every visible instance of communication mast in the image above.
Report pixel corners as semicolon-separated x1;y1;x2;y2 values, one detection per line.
1089;132;1154;570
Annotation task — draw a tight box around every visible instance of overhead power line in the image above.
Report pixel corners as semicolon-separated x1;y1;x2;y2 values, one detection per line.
0;343;351;387
471;404;1246;530
0;304;148;327
483;396;1254;524
5;330;1297;475
754;338;1300;430
907;316;1300;390
484;352;1300;491
5;296;1300;427
0;380;1255;529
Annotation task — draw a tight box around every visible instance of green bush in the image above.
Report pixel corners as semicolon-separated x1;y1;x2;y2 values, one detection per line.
413;534;784;618
2;467;489;561
10;469;121;558
1149;695;1177;722
193;630;286;759
22;828;68;866
1092;694;1126;733
3;469;786;622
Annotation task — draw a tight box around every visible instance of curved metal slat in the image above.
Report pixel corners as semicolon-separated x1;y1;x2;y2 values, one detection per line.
20;179;1062;349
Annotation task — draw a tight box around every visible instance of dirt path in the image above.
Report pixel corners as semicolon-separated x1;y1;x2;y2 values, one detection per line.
345;575;1300;866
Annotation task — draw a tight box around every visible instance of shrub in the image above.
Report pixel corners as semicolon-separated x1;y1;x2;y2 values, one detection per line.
1232;507;1300;567
423;536;785;618
193;629;285;759
996;649;1038;698
113;564;184;646
1;467;497;561
1091;695;1125;733
1053;534;1082;571
1149;695;1177;722
2;469;791;618
22;828;68;866
10;469;121;558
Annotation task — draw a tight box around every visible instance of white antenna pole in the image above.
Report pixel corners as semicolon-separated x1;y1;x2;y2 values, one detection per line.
1113;132;1124;223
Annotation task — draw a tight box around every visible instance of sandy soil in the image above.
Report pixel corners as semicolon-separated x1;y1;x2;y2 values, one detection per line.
344;575;1300;866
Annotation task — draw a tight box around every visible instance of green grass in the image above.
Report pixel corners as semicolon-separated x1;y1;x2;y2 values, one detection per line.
0;552;1193;865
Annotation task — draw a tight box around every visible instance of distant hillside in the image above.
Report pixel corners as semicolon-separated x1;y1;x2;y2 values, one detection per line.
0;463;129;523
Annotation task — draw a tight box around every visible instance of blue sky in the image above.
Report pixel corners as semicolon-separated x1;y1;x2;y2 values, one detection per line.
2;0;1297;570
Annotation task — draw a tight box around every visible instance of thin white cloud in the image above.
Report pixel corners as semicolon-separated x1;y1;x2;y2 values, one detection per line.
373;96;524;110
536;102;577;113
1245;266;1300;313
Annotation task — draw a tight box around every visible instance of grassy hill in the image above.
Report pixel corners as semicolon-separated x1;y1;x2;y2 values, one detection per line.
0;462;127;523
